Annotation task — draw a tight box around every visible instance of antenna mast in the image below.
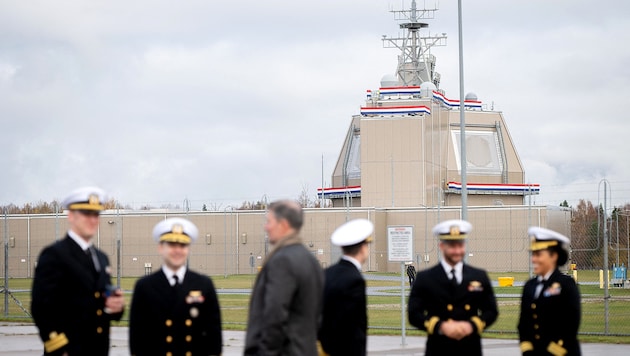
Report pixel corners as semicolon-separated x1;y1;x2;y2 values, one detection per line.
382;0;447;87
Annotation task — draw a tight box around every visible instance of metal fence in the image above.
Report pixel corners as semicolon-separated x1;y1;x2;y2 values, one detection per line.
2;205;629;337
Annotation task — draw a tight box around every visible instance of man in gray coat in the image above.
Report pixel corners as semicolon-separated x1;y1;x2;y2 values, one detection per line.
244;200;324;356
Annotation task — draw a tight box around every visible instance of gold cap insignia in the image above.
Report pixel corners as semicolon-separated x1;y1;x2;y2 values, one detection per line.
88;194;100;205
450;226;460;236
172;224;184;234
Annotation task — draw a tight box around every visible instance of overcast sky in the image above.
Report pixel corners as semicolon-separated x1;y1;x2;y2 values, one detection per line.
1;0;629;210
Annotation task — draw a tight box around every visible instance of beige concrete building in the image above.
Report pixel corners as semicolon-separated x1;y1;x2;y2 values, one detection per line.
0;205;570;279
0;2;569;281
327;100;536;208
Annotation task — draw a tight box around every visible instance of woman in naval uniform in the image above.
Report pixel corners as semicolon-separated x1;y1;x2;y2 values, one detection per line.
518;227;581;355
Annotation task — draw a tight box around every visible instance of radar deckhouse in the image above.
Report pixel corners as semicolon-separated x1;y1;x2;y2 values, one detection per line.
321;1;538;208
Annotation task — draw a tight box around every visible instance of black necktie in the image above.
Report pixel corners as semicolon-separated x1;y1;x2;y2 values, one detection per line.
87;247;101;272
450;268;458;287
534;279;545;299
173;275;180;289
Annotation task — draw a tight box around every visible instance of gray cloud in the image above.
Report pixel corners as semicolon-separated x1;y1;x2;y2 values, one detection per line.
1;0;629;209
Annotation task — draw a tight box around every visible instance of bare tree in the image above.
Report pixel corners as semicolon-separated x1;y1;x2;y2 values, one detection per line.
206;202;223;211
297;183;313;208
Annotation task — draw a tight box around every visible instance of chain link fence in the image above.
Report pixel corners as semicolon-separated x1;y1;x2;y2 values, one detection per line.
2;205;629;337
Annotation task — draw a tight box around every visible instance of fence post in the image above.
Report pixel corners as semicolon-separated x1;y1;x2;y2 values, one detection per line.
3;208;8;317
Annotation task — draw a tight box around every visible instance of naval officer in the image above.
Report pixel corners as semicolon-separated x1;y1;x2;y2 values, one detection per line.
518;227;581;355
31;186;125;355
129;217;222;356
408;219;498;356
319;219;373;356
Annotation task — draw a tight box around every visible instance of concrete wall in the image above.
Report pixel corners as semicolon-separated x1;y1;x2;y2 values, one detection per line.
0;205;558;279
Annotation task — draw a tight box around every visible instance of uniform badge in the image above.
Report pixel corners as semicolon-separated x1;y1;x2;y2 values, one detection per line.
186;290;205;304
190;307;199;318
88;194;100;205
468;281;483;292
543;282;562;297
172;224;184;234
105;265;112;275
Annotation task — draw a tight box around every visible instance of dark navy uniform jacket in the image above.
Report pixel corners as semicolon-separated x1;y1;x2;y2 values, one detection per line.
31;235;123;355
319;259;367;356
518;268;581;355
129;269;222;356
408;263;498;356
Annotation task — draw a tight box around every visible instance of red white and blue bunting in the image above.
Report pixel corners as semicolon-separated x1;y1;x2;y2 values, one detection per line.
447;181;540;195
317;186;361;199
360;105;430;116
432;91;482;109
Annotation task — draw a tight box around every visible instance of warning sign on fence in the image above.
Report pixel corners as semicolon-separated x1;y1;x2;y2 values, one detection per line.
387;225;413;262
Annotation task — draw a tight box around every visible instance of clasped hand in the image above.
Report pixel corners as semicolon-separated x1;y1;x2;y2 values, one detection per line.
104;289;125;314
439;319;473;340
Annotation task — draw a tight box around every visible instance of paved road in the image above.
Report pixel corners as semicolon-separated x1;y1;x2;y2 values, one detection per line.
3;323;630;356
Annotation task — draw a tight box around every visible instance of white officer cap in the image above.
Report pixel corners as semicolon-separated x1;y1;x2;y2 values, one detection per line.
331;219;374;247
153;217;199;244
62;186;107;212
432;219;472;241
528;226;570;253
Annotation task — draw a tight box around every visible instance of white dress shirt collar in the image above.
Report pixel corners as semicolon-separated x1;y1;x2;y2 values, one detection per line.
440;259;463;284
162;265;187;286
538;270;554;282
342;255;362;271
68;229;91;251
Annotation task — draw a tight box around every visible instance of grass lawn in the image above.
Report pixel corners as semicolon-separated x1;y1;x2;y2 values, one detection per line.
3;271;630;344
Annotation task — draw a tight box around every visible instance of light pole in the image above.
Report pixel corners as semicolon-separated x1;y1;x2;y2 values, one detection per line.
457;0;468;221
3;207;8;317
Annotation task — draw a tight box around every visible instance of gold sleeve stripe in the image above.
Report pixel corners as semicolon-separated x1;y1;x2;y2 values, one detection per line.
547;341;568;356
520;341;534;353
424;316;440;335
317;341;330;356
470;316;486;334
44;332;69;353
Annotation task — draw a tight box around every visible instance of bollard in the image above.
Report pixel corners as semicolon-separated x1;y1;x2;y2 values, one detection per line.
599;269;610;289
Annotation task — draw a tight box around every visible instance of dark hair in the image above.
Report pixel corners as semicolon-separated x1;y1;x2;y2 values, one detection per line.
342;241;365;256
552;246;569;267
268;200;303;231
549;245;568;266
